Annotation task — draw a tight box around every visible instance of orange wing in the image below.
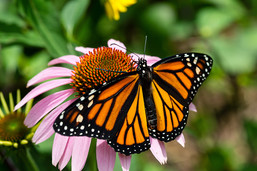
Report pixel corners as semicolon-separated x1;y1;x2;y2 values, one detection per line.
54;73;141;140
107;84;150;155
149;53;213;141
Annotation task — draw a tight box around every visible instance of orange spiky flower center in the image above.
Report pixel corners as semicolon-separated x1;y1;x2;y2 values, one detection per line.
71;47;137;95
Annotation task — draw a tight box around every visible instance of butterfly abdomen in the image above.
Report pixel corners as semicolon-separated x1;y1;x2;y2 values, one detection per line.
144;97;157;129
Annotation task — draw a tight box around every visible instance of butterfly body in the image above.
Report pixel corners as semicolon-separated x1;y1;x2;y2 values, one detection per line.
137;58;158;129
53;53;213;156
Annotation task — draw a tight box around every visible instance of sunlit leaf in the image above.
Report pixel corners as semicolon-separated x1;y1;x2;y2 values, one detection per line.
61;0;90;40
196;8;234;37
209;28;257;74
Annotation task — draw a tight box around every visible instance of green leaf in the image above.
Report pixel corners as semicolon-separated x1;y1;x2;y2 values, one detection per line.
0;29;44;46
209;27;257;74
61;0;90;40
197;0;245;37
196;8;234;37
17;0;70;57
243;120;257;153
19;51;50;80
0;0;25;27
140;2;176;37
1;46;22;73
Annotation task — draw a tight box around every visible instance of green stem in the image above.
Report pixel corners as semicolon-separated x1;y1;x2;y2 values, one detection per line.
24;148;39;171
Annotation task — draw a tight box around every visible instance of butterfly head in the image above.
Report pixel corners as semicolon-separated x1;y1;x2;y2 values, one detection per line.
137;58;153;85
137;58;149;73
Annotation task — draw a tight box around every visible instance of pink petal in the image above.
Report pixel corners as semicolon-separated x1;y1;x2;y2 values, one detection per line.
72;137;91;171
108;39;126;53
145;55;161;65
96;140;116;171
14;78;72;111
58;138;74;170
75;47;94;54
118;153;131;171
175;133;185;148
48;55;79;66
32;98;77;144
52;134;69;166
24;89;74;127
27;67;73;87
130;53;161;66
33;127;55;145
150;137;167;165
189;103;197;112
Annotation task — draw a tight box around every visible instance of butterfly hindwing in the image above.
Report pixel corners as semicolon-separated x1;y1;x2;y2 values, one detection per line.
107;84;150;155
149;53;213;141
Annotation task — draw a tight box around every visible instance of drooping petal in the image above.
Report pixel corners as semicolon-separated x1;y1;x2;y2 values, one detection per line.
48;55;79;66
24;89;74;128
52;134;69;166
33;127;54;145
108;39;126;53
14;79;72;111
72;137;91;171
175;133;185;148
27;67;73;87
189;103;197;112
96;140;116;171
130;53;161;66
32;98;76;144
75;47;94;54
58;138;74;170
118;153;131;171
150;137;167;165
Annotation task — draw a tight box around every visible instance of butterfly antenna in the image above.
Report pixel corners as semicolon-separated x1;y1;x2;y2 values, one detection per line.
95;68;127;73
110;43;141;60
144;35;148;59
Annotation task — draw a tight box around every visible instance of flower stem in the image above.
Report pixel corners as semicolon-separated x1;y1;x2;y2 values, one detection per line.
24;148;39;171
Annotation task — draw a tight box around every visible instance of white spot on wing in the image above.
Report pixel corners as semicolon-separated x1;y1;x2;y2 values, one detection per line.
88;95;94;101
80;125;85;130
187;62;192;67
76;114;83;123
78;104;84;111
89;89;96;95
184;54;189;57
59;114;64;120
196;67;201;75
87;100;93;108
193;57;198;64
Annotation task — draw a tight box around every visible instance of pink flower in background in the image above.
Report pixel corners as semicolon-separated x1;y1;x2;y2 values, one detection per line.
14;39;195;170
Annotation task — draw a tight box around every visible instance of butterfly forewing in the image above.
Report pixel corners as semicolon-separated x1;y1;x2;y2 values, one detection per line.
149;53;213;141
54;73;140;140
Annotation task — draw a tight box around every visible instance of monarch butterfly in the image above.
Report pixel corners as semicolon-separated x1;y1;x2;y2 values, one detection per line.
53;53;213;156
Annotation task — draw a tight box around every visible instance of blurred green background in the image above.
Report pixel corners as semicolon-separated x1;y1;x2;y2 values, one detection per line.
1;0;257;170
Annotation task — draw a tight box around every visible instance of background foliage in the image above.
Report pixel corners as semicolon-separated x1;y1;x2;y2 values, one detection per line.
1;0;257;170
